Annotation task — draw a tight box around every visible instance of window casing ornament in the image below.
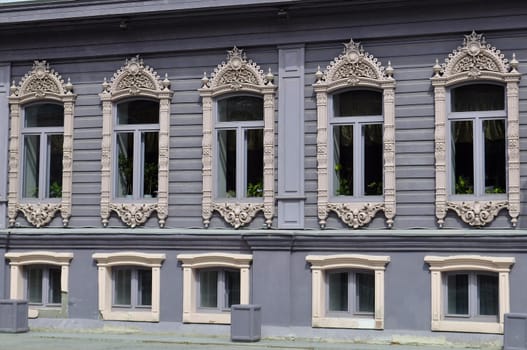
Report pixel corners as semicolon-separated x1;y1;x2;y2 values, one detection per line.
100;56;172;228
199;47;276;229
431;31;521;228
8;61;75;228
313;39;396;229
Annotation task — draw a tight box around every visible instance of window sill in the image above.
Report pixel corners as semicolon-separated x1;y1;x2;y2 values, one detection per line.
432;320;502;334
312;316;382;330
182;311;230;324
101;310;159;322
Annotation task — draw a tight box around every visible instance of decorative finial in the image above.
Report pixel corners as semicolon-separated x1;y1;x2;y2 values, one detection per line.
201;72;210;88
315;65;324;83
433;59;442;77
162;73;170;90
64;77;73;94
10;80;17;96
385;61;394;78
510;53;519;72
102;77;110;92
265;68;274;85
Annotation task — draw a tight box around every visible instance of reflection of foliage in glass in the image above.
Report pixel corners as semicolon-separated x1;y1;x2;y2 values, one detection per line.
49;181;62;198
455;175;474;194
335;163;352;196
366;181;383;196
485;186;505;194
144;162;158;197
247;181;263;197
118;153;133;196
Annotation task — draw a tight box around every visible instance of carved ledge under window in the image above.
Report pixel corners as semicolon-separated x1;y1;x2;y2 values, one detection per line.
326;202;385;229
16;203;62;228
209;203;265;229
445;200;509;227
108;203;160;228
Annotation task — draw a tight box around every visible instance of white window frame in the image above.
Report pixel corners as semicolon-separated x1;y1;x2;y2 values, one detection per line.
5;251;73;319
100;56;172;228
199;47;276;229
92;252;165;322
432;31;521;227
8;60;76;228
425;255;514;334
177;252;252;324
306;254;390;329
313;39;396;229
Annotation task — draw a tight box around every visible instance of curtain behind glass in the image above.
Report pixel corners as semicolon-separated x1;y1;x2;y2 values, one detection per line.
356;272;374;313
48;267;62;304
138;269;152;306
328;272;348;312
23;135;40;198
114;269;132;305
199;270;218;308
447;274;469;315
27;268;43;304
478;274;498;316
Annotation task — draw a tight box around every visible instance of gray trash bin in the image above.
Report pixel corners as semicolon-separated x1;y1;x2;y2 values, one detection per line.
231;304;261;342
0;299;29;333
505;313;527;350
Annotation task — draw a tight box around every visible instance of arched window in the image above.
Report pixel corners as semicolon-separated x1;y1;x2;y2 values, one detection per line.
313;39;396;229
432;31;521;227
8;61;75;227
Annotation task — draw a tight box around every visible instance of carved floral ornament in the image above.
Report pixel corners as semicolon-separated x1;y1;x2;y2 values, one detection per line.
313;39;396;229
432;31;521;228
100;56;172;228
199;47;276;229
8;60;76;228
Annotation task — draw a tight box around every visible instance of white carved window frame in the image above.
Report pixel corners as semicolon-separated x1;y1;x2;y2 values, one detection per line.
199;47;276;229
306;254;390;329
8;61;76;228
313;39;396;229
432;31;521;228
100;56;172;228
5;251;73;318
177;252;252;324
92;251;165;322
425;255;514;334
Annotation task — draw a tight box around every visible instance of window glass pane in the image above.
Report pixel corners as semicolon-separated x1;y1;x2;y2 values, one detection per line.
27;268;43;303
246;129;263;197
478;274;498;316
218;96;263;122
23;135;40;198
138;269;152;306
447;274;469;315
142;132;159;198
363;124;383;195
199;270;218;308
48;267;61;304
117;100;159;124
451;121;474;194
451;84;504;112
328;272;348;312
484;119;506;194
218;130;236;198
334;90;382;117
48;134;63;198
356;272;374;313
117;133;134;197
225;270;240;308
25;104;64;127
114;269;131;305
334;125;353;196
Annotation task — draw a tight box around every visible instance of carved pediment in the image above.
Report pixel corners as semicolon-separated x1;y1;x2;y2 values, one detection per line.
10;60;73;98
315;39;394;85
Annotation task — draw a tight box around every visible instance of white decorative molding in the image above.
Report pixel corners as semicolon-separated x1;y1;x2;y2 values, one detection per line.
313;39;396;229
306;254;390;330
8;60;76;228
432;31;521;228
199;47;276;229
327;202;385;229
177;252;252;324
425;255;514;334
92;251;165;322
100;56;172;228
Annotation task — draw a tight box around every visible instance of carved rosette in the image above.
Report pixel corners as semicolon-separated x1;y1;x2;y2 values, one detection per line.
16;203;62;228
212;203;265;229
100;56;172;228
199;47;276;229
446;201;509;227
327;203;385;229
8;60;75;228
313;39;396;229
432;32;521;227
109;203;159;228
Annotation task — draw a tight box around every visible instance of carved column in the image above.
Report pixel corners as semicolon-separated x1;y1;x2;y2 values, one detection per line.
61;96;75;226
201;92;213;228
506;78;520;226
262;88;275;228
7;101;20;227
314;87;329;228
100;96;112;227
432;81;447;227
382;84;396;228
157;94;171;227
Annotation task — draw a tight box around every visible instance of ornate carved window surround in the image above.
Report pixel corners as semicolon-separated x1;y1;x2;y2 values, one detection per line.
8;61;76;228
313;39;396;229
100;56;172;228
432;31;521;228
199;47;276;229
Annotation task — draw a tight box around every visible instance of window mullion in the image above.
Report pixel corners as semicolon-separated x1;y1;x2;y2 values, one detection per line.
474;119;483;196
39;132;48;199
131;269;138;308
349;271;355;314
42;268;49;305
354;123;362;197
237;128;245;200
218;270;224;309
133;130;142;199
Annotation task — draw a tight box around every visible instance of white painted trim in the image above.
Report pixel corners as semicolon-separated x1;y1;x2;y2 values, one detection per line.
92;251;166;322
425;254;514;334
177;252;252;324
306;254;390;329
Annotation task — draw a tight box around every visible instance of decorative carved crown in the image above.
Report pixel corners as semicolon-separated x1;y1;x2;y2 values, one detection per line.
11;60;73;98
201;46;274;90
433;31;518;78
102;55;170;95
315;39;394;85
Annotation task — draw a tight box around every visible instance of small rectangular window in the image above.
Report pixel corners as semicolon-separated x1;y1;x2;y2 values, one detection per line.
447;273;469;315
451;84;504;112
198;269;240;311
113;268;152;309
114;269;132;306
446;272;499;319
334;90;382;117
327;270;374;316
451;120;474;195
26;266;62;306
27;267;43;304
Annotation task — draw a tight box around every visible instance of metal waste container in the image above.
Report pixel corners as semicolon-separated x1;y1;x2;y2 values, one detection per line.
231;304;261;342
0;300;29;333
505;313;527;350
